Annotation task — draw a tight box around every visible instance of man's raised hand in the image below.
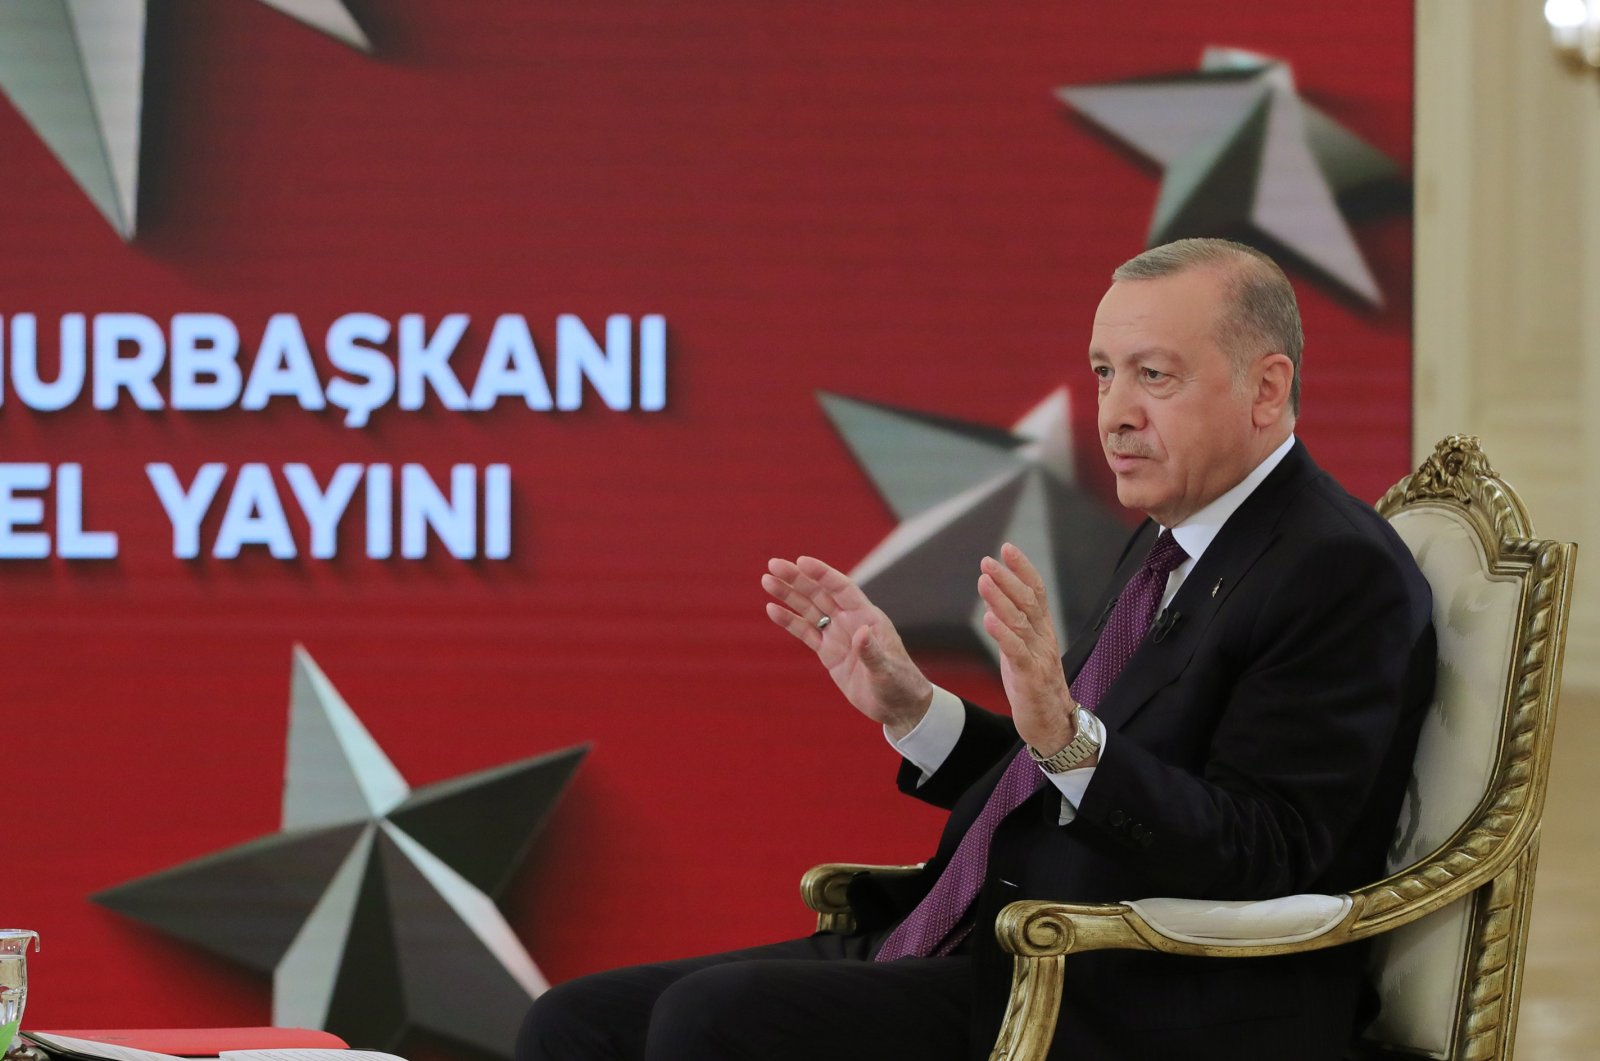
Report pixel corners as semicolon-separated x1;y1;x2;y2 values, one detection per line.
763;556;933;738
978;542;1079;757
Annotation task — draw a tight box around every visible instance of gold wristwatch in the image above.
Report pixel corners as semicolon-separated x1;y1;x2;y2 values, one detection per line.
1028;705;1101;773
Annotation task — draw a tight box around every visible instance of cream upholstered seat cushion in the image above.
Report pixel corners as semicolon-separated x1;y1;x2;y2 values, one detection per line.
1124;894;1351;945
1363;505;1522;1057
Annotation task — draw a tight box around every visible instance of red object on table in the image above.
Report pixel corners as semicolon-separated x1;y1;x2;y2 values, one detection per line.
34;1029;349;1056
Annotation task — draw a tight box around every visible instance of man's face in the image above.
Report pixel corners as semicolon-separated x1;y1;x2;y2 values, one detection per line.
1089;268;1263;528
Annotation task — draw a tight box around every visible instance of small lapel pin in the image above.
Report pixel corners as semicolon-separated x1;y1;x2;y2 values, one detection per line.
1211;579;1223;598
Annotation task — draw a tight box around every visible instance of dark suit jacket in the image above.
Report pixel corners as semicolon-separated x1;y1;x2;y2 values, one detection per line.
848;442;1436;1060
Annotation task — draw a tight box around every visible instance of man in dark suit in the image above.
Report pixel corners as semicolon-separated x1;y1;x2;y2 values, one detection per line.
516;238;1434;1060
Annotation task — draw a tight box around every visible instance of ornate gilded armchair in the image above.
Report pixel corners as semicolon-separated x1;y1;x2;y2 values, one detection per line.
801;436;1576;1061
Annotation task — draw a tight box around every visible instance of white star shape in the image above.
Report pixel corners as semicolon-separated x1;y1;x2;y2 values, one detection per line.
95;647;585;1058
821;388;1130;662
1058;47;1404;306
0;0;369;238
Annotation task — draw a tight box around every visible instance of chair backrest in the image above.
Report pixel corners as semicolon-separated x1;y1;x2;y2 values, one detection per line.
1356;436;1576;1060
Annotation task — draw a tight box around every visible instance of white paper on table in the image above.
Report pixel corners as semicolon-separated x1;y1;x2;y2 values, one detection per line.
223;1051;406;1061
26;1035;182;1061
27;1035;407;1061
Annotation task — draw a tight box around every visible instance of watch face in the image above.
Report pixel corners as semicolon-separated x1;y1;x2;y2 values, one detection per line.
1074;711;1101;752
1031;710;1101;772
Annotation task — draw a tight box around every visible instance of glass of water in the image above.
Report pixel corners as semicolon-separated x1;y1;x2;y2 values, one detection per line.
0;931;38;1057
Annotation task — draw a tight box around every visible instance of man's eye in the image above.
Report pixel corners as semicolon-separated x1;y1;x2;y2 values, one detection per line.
1141;368;1164;382
1092;365;1111;380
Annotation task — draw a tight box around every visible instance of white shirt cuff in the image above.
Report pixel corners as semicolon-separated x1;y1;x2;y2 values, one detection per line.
885;687;1107;824
885;686;966;783
1043;708;1105;824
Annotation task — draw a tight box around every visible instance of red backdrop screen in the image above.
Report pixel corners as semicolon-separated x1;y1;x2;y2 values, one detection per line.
0;0;1412;1047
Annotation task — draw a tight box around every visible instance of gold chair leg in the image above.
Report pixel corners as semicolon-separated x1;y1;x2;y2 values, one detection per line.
986;953;1066;1061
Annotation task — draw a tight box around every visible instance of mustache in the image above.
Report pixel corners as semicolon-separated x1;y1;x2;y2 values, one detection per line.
1104;435;1155;459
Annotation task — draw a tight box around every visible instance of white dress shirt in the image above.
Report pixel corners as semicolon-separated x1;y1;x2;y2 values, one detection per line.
886;434;1297;823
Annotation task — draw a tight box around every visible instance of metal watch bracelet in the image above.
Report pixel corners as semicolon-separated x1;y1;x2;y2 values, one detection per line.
1027;705;1101;773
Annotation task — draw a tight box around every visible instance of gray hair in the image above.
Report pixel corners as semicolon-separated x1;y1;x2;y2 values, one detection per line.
1112;238;1303;415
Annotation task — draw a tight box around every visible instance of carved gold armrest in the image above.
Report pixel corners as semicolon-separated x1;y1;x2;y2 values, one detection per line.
982;764;1558;1061
800;861;923;934
986;896;1359;1061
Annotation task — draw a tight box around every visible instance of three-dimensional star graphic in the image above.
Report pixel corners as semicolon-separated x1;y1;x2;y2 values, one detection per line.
95;647;586;1058
1057;47;1404;306
0;0;369;239
821;388;1130;661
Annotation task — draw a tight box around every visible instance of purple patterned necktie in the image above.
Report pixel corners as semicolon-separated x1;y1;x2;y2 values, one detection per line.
875;530;1189;961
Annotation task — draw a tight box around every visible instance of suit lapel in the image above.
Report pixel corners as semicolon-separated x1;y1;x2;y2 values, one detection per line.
1076;442;1319;732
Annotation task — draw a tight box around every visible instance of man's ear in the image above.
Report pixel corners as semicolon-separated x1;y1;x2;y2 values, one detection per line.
1251;353;1294;427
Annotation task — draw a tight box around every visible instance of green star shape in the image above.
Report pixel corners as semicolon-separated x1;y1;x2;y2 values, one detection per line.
1058;47;1404;306
95;647;586;1058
